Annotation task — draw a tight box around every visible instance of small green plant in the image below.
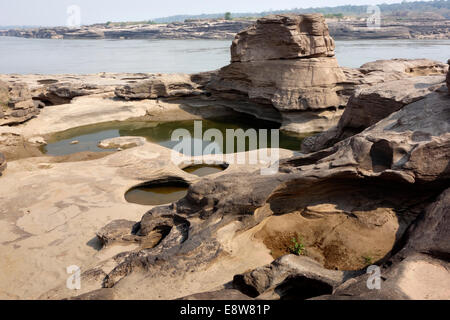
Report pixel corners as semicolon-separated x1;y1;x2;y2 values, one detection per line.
224;12;232;20
362;255;373;265
289;235;306;256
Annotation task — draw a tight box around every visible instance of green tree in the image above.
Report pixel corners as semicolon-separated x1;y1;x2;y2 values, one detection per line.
224;12;232;20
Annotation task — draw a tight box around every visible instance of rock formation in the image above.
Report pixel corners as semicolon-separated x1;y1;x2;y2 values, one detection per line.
115;73;208;100
208;14;349;133
0;13;448;301
232;255;359;299
0;80;40;126
63;69;449;300
0;19;254;40
1;17;448;41
98;136;146;150
0;151;6;175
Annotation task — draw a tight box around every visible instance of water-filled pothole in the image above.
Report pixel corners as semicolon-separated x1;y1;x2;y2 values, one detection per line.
41;113;312;156
125;178;189;206
182;163;228;177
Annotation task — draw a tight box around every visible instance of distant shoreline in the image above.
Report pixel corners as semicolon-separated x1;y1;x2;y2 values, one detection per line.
1;18;449;41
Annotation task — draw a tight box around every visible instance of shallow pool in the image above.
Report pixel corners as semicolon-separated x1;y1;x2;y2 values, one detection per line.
41;115;311;156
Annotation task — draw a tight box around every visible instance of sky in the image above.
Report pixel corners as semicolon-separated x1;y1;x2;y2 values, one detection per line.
0;0;414;27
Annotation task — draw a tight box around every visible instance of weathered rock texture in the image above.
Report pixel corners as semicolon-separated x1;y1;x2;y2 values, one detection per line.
302;59;449;152
0;151;6;175
316;188;450;300
98;136;146;150
447;59;450;92
0;80;40;126
209;14;349;133
1;16;449;301
230;14;335;62
232;255;358;299
0;19;254;40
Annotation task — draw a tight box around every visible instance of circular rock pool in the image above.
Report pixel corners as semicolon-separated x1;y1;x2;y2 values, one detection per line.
125;179;189;206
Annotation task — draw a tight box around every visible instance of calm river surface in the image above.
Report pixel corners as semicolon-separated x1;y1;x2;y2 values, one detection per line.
0;36;449;74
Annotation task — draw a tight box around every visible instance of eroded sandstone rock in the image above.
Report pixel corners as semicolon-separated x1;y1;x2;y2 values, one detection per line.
447;59;450;92
77;83;448;301
230;14;335;62
0;152;6;175
40;82;100;105
318;188;450;300
232;255;353;299
98;136;146;150
0;80;39;126
302;75;447;152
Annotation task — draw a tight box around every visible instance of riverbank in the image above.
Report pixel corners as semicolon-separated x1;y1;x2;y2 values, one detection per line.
1;17;449;41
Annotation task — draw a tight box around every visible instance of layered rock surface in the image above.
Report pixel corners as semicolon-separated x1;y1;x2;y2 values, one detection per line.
115;73;209;100
57;72;449;300
447;59;450;91
1;17;448;41
208;14;349;133
0;14;448;301
0;19;254;40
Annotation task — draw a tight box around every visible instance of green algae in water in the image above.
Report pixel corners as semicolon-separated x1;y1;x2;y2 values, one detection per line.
41;115;313;156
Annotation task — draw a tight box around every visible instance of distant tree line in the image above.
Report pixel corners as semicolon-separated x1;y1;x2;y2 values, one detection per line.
149;0;450;23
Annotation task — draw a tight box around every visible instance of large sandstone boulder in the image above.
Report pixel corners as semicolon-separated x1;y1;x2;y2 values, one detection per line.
209;14;348;133
0;80;39;126
342;58;448;87
302;75;447;152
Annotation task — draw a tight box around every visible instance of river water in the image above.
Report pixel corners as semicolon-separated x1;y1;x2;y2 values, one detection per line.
0;36;449;74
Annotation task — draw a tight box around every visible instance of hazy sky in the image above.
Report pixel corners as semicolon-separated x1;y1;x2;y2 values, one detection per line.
1;0;412;26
